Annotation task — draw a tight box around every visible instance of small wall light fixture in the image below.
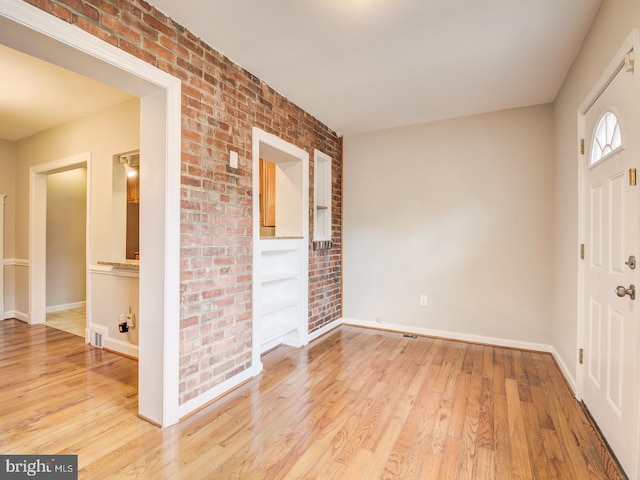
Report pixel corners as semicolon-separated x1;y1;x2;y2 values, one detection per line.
119;154;139;178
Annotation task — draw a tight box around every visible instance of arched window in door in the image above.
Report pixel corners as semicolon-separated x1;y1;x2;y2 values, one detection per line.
590;111;622;166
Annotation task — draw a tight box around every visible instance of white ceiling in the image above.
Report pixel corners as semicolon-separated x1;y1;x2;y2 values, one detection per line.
0;44;134;141
0;0;601;140
150;0;602;135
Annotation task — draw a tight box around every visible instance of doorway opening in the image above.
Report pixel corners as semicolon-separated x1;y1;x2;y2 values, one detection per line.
0;2;181;427
30;157;89;340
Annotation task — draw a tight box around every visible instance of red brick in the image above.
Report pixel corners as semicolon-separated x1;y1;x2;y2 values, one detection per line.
142;12;175;38
74;15;118;46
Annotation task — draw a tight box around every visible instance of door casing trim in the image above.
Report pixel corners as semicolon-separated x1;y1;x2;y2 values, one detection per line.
577;27;640;479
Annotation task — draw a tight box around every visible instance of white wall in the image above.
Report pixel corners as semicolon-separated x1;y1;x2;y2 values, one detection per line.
46;168;87;308
0;139;17;317
343;104;555;347
0;139;16;258
552;0;640;383
15;99;139;261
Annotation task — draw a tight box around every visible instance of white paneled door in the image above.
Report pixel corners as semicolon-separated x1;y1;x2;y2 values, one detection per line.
582;49;640;477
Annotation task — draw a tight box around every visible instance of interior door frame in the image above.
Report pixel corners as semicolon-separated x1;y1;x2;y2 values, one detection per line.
29;154;91;333
0;1;182;427
577;27;640;478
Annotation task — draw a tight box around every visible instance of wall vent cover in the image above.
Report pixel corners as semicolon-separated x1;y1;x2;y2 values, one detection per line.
92;330;103;348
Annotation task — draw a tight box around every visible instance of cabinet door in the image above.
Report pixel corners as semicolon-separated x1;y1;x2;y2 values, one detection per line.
260;158;276;227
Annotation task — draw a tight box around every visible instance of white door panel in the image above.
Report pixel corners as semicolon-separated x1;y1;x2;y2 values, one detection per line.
587;297;602;387
608;172;626;277
589;182;603;270
582;49;639;477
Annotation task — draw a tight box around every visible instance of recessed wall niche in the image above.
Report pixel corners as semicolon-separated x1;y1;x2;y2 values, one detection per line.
258;142;304;238
112;150;140;260
313;149;332;242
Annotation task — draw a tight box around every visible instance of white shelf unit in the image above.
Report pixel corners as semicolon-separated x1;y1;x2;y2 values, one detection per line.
259;238;308;353
313;150;332;242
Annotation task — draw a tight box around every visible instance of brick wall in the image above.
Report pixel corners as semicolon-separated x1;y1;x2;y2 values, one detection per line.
23;0;343;404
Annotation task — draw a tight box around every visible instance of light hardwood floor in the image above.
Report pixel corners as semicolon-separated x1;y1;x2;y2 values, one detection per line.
0;320;625;479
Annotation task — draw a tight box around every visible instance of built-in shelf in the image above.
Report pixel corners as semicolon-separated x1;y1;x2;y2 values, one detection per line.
261;299;299;315
253;127;310;358
262;272;299;284
258;237;307;353
313;150;332;242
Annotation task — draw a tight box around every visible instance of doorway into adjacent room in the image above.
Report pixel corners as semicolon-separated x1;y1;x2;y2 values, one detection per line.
0;2;181;426
44;166;88;338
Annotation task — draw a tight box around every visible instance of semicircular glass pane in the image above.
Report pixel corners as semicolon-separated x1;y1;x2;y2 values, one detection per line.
590;111;623;166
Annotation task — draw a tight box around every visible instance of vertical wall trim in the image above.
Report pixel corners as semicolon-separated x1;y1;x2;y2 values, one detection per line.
340;136;344;318
0;194;6;321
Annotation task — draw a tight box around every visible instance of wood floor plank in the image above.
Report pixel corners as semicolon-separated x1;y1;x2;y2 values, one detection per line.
458;364;483;479
522;400;557;479
381;354;441;479
0;320;625;479
492;348;506;395
435;372;471;480
505;377;534;480
493;392;513;480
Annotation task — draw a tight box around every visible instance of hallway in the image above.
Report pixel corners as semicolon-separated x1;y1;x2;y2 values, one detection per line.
45;306;85;337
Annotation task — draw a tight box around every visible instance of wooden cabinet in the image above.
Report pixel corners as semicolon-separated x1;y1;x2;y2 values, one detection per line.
259;158;276;236
127;174;139;203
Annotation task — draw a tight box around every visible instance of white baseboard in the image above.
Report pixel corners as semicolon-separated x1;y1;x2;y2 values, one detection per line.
341;318;553;353
3;310;29;322
552;346;577;395
46;301;86;314
86;323;138;358
178;364;261;420
308;317;343;342
102;336;139;358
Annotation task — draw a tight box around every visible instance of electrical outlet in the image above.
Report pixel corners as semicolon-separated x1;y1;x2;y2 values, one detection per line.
420;295;428;306
376;317;383;324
